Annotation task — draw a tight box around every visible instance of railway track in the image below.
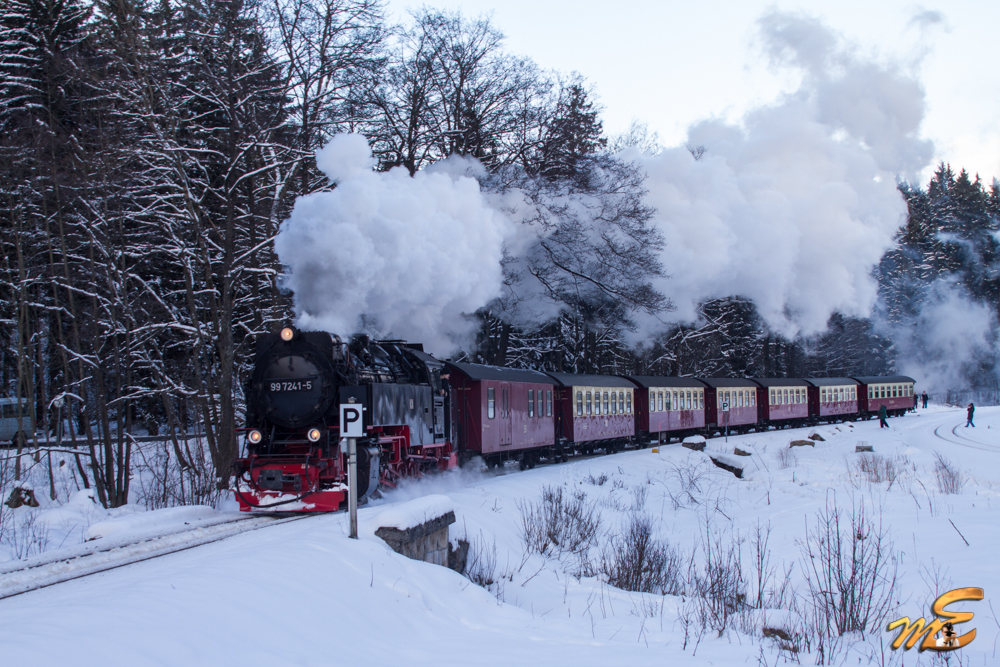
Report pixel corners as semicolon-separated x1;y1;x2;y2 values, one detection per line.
0;512;312;601
932;422;1000;454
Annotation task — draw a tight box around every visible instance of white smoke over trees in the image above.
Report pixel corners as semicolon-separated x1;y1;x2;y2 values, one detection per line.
629;11;933;341
276;8;998;395
275;134;518;353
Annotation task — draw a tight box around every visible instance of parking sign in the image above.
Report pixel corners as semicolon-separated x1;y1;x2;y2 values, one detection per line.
340;404;363;437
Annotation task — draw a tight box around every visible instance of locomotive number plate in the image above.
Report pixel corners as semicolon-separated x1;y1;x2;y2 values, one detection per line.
268;379;314;392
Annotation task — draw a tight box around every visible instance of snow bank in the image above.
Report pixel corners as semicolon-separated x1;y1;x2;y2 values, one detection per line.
365;494;454;533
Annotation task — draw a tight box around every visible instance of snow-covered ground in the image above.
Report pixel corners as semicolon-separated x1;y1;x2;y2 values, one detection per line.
1;404;998;666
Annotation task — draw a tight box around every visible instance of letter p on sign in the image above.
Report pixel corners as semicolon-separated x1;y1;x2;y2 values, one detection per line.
340;404;363;438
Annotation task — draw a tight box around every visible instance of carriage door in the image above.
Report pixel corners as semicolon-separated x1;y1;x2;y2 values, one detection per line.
500;383;512;446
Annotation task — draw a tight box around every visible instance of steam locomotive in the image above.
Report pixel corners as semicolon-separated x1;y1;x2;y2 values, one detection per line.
233;325;915;511
232;325;454;511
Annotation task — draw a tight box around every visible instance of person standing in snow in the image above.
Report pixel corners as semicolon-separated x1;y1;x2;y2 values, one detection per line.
966;402;975;427
922;391;928;409
879;403;889;428
913;393;918;411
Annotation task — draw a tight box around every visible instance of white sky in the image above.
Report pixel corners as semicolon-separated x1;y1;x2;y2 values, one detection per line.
385;0;1000;185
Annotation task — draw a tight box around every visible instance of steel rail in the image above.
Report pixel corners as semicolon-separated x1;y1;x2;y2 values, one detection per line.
0;513;314;601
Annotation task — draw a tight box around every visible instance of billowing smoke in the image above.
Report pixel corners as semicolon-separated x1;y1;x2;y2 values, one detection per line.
277;12;981;382
275;134;517;354
630;11;934;339
889;279;998;392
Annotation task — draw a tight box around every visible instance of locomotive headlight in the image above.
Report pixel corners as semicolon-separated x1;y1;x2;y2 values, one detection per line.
248;429;263;444
280;326;295;341
307;428;322;442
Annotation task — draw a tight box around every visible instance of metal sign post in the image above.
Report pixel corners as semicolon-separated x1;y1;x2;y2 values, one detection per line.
340;401;364;539
347;438;357;538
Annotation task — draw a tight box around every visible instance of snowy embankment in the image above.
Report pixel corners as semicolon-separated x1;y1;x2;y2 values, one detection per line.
1;404;999;666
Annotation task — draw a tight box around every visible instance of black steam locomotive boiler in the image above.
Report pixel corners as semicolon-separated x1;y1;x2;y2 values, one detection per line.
233;325;455;511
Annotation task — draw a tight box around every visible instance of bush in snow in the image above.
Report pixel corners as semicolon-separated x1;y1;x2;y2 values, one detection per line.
688;519;748;635
799;496;898;639
133;439;225;509
776;447;796;470
463;532;512;603
932;452;966;495
847;453;909;489
600;513;684;595
517;485;601;558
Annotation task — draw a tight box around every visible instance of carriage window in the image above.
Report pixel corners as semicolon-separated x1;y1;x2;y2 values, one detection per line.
673;391;679;410
595;391;601;415
546;390;552;416
586;391;593;415
620;392;625;413
850;387;855;400
626;393;632;413
770;389;775;404
604;392;610;415
488;388;495;419
737;391;743;407
577;391;583;416
821;388;826;402
538;391;543;417
657;392;663;411
528;390;534;417
611;393;617;414
751;391;755;407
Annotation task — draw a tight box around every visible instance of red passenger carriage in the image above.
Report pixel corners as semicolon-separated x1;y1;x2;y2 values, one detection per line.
753;378;810;428
627;376;707;444
854;376;915;418
701;378;759;434
805;378;860;422
546;373;636;453
446;362;557;469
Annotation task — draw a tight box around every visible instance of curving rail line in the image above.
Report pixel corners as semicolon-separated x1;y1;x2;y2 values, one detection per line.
932;422;1000;453
0;513;312;601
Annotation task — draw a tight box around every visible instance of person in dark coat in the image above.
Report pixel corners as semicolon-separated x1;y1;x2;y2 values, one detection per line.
966;402;975;427
879;403;889;428
921;391;928;409
913;393;918;411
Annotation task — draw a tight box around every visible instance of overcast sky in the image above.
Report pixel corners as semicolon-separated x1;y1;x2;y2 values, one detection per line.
384;0;1000;185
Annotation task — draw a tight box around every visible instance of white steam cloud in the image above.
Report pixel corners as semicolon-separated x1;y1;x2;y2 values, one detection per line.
275;134;516;354
890;280;999;393
631;11;934;339
277;13;951;366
